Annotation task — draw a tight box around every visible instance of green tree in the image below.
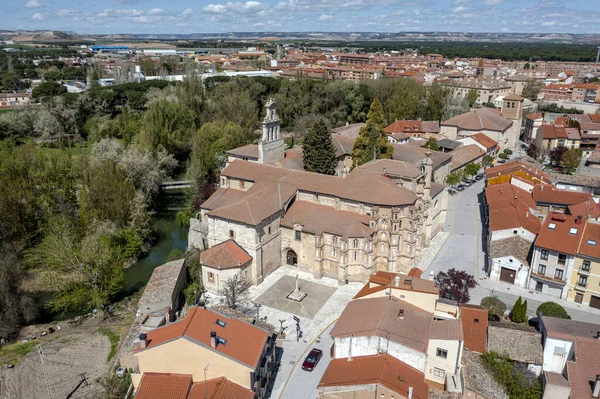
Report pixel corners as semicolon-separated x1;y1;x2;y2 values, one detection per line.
190;121;255;186
444;171;462;187
137;99;195;156
464;162;481;178
521;83;542;101
26;217;125;313
351;98;393;167
510;296;528;323
423;137;439;151
466;88;478;107
482;154;494;168
536;302;570;319
561;148;582;174
32;80;67;100
303;120;337;175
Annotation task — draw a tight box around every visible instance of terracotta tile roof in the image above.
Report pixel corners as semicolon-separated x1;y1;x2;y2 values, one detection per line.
532;184;593;206
565;128;581;140
450;144;486;171
429;319;463;341
442;108;512;132
544;371;570;388
485;159;550;184
541;316;600;341
138;259;186;314
503;93;524;101
201;188;247;211
421;121;440;133
566;339;600;399
188;377;254;399
535;214;585;255
275;146;305;171
459;305;488;353
358;158;422;178
135;372;193;399
318;355;429;399
526;113;543;120
485;182;536;209
226;144;259;159
568;200;600;219
332;123;365;139
589;114;600;123
281;200;374;239
201;240;252;270
489;236;534;266
391;144;453;170
408;267;423;278
488;201;541;234
331;297;434;352
136;307;269;369
385;120;424;134
331;134;356;156
541;124;570;139
577;220;600;259
353;271;439;299
470;132;499;150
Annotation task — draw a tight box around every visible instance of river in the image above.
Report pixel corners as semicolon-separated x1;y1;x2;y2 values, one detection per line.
35;188;191;322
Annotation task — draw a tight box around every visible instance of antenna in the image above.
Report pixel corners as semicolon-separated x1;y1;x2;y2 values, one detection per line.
37;345;53;399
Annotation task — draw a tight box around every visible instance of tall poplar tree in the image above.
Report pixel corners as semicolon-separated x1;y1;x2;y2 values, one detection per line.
303;119;337;175
351;98;393;167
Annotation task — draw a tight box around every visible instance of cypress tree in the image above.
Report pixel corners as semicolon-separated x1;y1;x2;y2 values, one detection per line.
351;98;393;168
303;119;337;175
511;296;528;323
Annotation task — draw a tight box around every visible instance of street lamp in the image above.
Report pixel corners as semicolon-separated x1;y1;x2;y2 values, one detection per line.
254;302;262;320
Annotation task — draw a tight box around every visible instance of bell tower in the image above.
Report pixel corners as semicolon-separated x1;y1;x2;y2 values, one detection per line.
258;98;285;165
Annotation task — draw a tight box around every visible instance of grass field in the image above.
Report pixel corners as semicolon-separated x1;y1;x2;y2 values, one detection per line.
97;327;120;362
0;340;38;365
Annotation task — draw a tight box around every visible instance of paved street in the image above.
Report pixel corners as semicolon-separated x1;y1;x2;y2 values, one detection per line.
424;178;600;324
279;324;334;399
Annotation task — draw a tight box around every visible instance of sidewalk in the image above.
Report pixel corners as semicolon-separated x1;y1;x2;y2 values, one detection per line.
474;277;600;323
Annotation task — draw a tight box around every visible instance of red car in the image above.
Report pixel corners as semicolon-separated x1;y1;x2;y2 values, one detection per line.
302;348;323;371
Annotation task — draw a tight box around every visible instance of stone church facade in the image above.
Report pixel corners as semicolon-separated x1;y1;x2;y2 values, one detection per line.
188;100;448;287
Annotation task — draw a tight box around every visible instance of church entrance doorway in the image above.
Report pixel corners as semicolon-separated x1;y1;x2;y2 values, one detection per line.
286;250;298;266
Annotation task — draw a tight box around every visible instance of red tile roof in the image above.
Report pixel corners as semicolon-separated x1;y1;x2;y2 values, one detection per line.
532;184;593;206
568;200;600;219
385;120;424;134
318;355;429;399
189;377;254;399
485;160;550;184
353;271;439;299
442;108;512;132
535;214;585;255
526;113;543;120
135;373;193;399
576;220;600;260
136;307;269;369
470;132;499;150
459;305;488;353
201;240;252;270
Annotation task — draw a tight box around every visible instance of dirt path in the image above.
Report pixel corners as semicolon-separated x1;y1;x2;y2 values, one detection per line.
0;330;110;399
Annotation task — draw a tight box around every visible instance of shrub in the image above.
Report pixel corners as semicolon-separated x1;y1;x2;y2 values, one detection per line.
536;302;570;319
481;297;507;319
510;296;528;323
481;351;542;399
503;148;513;155
498;152;509;159
183;282;201;306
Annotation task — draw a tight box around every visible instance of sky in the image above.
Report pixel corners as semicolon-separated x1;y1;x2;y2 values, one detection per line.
5;0;600;35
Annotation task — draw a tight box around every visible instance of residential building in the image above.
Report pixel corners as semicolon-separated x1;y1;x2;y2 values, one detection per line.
539;124;580;151
439;79;512;104
134;372;254;399
459;305;488;353
528;214;585;299
571;83;598;103
485;159;551;192
0;92;33;107
327;296;464;389
524;113;544;144
132;306;276;398
539;316;600;399
568;219;600;309
540;84;573;101
384;120;441;140
448;144;486;174
457;132;499;156
532;184;594;215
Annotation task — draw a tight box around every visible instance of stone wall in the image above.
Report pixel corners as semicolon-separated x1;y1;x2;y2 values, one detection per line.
487;324;543;365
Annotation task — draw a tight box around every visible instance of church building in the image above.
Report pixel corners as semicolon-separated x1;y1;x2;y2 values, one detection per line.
189;100;448;288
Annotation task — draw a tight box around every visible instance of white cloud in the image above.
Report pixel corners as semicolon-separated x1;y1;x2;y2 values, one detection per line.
317;14;332;21
203;4;227;13
542;20;557;26
31;12;44;20
453;6;467;13
148;8;163;15
483;0;502;5
203;1;267;15
26;0;41;8
182;8;193;17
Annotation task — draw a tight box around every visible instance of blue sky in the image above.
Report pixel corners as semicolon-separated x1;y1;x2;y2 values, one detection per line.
6;0;600;34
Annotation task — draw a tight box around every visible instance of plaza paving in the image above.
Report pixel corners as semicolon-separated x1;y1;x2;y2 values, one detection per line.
254;275;336;318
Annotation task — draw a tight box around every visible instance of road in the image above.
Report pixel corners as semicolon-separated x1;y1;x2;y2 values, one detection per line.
279;324;334;399
425;178;600;324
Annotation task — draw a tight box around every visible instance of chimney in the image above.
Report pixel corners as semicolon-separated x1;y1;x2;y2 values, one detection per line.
210;331;217;348
139;333;148;349
398;309;405;319
383;167;387;175
576;216;582;225
408;387;414;399
593;375;600;398
394;275;400;286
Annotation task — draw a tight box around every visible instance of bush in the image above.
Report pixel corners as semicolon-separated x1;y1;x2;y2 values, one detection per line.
498;152;509;159
536;302;570;319
167;248;185;261
510;296;528;323
481;351;542;399
183;282;201;306
503;148;513;155
481;297;507;319
176;210;193;227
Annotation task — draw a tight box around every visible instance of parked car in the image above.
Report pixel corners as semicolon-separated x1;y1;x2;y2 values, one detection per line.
475;174;483;181
302;348;323;371
456;185;465;192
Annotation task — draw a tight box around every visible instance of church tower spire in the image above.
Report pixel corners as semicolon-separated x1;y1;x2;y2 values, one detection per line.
258;98;285;164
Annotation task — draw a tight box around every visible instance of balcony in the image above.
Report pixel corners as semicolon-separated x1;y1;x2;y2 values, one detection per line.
575;284;587;292
530;272;567;286
578;267;590;276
